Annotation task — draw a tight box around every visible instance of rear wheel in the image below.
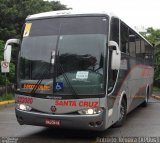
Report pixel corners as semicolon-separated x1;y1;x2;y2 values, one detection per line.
113;98;127;127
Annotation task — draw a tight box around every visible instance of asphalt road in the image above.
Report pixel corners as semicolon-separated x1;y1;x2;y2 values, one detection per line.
0;98;160;143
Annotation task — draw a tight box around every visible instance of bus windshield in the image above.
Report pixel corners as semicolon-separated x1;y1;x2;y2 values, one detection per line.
18;16;108;97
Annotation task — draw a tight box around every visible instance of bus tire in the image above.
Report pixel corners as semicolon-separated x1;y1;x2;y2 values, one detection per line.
141;88;149;107
113;98;127;127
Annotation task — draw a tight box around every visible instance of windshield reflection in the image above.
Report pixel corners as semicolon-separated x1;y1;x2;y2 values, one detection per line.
18;16;108;96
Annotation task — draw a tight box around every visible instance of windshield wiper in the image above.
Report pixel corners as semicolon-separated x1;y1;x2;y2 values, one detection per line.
30;63;52;96
30;50;56;95
55;54;79;99
57;64;78;96
30;50;78;98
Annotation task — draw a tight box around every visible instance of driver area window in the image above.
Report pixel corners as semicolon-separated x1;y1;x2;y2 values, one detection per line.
108;17;119;93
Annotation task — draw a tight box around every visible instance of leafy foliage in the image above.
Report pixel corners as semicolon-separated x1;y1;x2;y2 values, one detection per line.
154;48;160;84
0;93;14;101
143;27;160;44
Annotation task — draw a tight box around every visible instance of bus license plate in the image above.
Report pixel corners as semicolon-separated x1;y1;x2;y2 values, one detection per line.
45;119;60;126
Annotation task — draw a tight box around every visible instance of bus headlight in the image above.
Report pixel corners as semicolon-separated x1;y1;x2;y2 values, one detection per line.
78;107;103;115
16;103;32;111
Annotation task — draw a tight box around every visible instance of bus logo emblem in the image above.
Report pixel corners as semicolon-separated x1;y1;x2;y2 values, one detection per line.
50;106;57;113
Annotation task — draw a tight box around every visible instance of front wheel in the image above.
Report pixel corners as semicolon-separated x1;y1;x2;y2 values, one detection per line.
113;98;127;127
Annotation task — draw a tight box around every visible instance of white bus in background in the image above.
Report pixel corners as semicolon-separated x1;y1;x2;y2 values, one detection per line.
3;10;154;130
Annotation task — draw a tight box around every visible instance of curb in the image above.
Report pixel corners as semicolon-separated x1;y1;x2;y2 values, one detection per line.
151;94;160;100
0;100;15;106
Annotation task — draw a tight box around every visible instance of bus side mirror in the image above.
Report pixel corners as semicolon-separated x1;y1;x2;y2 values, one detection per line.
109;41;121;70
4;39;20;63
4;45;11;63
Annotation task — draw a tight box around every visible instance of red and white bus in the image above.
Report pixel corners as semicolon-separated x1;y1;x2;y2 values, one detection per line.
4;10;154;131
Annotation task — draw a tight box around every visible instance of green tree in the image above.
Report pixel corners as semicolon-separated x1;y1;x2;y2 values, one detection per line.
154;48;160;84
143;27;160;44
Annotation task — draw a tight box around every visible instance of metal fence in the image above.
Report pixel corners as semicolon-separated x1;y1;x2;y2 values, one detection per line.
0;84;14;96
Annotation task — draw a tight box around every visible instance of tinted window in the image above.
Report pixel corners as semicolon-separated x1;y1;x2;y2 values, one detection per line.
141;40;145;53
57;16;108;95
60;17;107;35
110;18;119;45
136;35;141;54
129;30;136;57
29;19;60;36
120;22;129;54
108;17;119;93
145;42;153;65
19;16;108;96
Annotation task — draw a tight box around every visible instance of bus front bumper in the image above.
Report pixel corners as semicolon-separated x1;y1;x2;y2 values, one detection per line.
15;108;106;131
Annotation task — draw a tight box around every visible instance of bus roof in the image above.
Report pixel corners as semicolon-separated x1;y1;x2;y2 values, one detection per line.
26;10;117;20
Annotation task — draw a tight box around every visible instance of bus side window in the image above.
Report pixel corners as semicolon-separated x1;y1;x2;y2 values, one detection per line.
120;22;129;54
141;40;145;62
108;17;119;93
145;42;153;65
135;35;141;59
110;17;119;44
129;30;136;57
